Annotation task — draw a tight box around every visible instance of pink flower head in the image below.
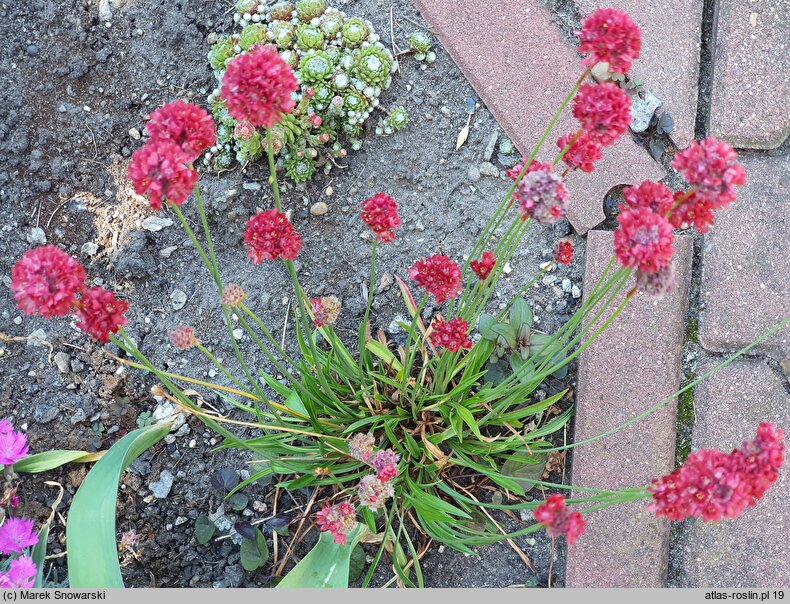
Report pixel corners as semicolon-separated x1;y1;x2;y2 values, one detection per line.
243;210;303;262
470;251;496;281
128;139;198;210
533;494;586;545
577;8;642;74
0;556;37;589
75;287;129;344
371;449;400;482
429;317;473;353
220;47;298;128
515;167;569;225
309;295;341;327
169;326;197;350
553;240;574;265
614;206;675;273
737;422;785;503
572;83;632;147
408;255;462;304
672;137;746;205
315;502;356;545
145;100;217;161
348;433;376;462
506;159;552;182
0;426;29;466
357;475;394;512
10;246;86;318
623;180;674;215
221;284;247;307
668;190;718;233
556;131;603;173
0;518;38;555
360;193;401;243
635;262;677;298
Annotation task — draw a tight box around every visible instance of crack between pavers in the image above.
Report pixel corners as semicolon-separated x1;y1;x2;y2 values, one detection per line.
694;0;718;139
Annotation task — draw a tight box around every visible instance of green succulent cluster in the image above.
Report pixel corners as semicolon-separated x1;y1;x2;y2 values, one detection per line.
407;30;436;64
375;106;409;136
204;0;403;181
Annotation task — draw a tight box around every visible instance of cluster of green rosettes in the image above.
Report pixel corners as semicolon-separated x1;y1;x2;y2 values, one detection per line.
205;0;423;181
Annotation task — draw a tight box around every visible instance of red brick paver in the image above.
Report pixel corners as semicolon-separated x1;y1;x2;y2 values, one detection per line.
676;359;790;587
698;154;790;360
414;0;663;234
565;230;693;587
576;0;704;148
709;0;790;149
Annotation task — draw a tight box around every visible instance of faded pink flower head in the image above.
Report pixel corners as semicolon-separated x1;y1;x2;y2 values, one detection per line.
169;326;197;351
613;206;675;273
506;159;552;182
10;246;86;318
0;426;29;466
515;167;569;225
310;296;341;328
243;210;303;263
75;287;129;344
222;284;247;307
572;82;632;147
371;449;400;482
577;8;642;74
533;494;586;545
220;47;298;128
315;502;356;545
348;433;376;462
470;251;496;281
145;100;217;161
430;317;473;353
0;556;37;589
635;262;677;298
0;517;38;555
128;139;198;210
357;475;394;512
556;131;603;173
408;255;462;304
672;137;746;205
360;193;401;243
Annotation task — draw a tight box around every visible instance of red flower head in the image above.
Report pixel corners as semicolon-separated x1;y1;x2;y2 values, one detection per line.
533;494;586;545
10;246;86;318
577;8;642;74
309;295;341;327
736;422;785;502
553;240;574;265
145;100;217;161
430;317;472;352
220;47;298;128
614;206;675;273
371;449;400;482
315;502;357;545
506;159;552;182
515;167;569;225
360;193;401;243
243;210;303;262
635;262;677;298
556;131;603;173
169;326;197;350
572;83;632;147
75;287;129;343
470;251;496;280
128;139;198;210
623;180;674;215
668;190;717;233
408;255;462;304
671;137;746;205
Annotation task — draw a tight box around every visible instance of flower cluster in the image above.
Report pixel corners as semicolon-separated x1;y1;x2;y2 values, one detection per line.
577;8;642;74
533;494;586;545
553;241;574;265
409;255;462;304
315;502;356;545
648;423;785;522
9;247;128;343
243;210;303;262
556;131;602;174
145;100;218;161
506;159;552;183
360;193;401;243
613;205;675;274
169;326;197;351
514;166;569;225
470;251;496;281
571;83;631;148
221;284;247;307
0;513;39;589
430;317;473;353
0;422;28;467
309;295;342;327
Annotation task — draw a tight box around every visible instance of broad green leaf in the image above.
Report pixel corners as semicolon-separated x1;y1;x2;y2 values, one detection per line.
284;390;307;415
478;314;497;341
454;405;482;440
509;297;532;328
501;452;548;492
277;524;366;588
483;359;510;386
510;355;536;383
240;527;269;571
490;324;517;349
67;423;171;588
194;515;216;545
349;544;366;583
365;340;403;375
14;450;104;474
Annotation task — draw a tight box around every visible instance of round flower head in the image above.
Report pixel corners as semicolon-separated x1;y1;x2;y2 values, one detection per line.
0;426;29;466
75;287;129;343
348;433;376;462
577;8;642;74
515;167;569;225
553;240;574;265
128;139;198;210
243;210;303;262
429;317;472;352
310;295;341;327
169;326;197;351
736;422;785;502
371;449;400;482
533;494;586;545
220;47;299;128
613;206;675;273
623;180;674;215
0;556;37;589
10;246;86;318
360;193;401;243
357;475;394;512
408;255;462;304
315;502;356;545
506;159;552;182
145;100;217;161
470;251;496;281
635;262;677;298
556;131;603;173
222;284;247;307
669;190;718;233
671;137;746;204
0;517;38;555
572;83;632;147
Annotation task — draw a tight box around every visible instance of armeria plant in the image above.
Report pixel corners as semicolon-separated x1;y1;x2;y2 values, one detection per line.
8;7;786;584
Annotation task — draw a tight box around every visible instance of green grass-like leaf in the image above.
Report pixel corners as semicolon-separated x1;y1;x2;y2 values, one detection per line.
13;450;104;474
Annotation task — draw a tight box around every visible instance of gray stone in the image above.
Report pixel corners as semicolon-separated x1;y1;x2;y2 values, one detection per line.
478;161;499;178
223;564;245;588
142;216;173;232
26;227;47;245
170;289;187;311
54;351;70;374
631;90;662;133
149;470;174;499
483;131;498;161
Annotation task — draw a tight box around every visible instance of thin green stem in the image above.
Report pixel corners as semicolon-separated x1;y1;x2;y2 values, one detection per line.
195;342;250;393
359;239;378;376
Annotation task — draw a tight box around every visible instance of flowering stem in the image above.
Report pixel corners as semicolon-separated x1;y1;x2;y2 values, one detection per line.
195;342;250;392
237;303;299;370
359;239;378;377
400;293;429;390
169;202;221;290
266;128;284;213
193;184;221;289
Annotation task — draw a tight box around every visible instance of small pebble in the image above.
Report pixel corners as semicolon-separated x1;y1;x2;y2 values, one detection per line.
310;201;329;216
571;285;582;299
479;162;499;178
128;128;141;140
170;289;187;310
142;216;173;232
26;227;47;246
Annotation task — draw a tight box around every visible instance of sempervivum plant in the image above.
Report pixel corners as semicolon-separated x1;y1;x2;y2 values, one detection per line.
204;0;399;181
